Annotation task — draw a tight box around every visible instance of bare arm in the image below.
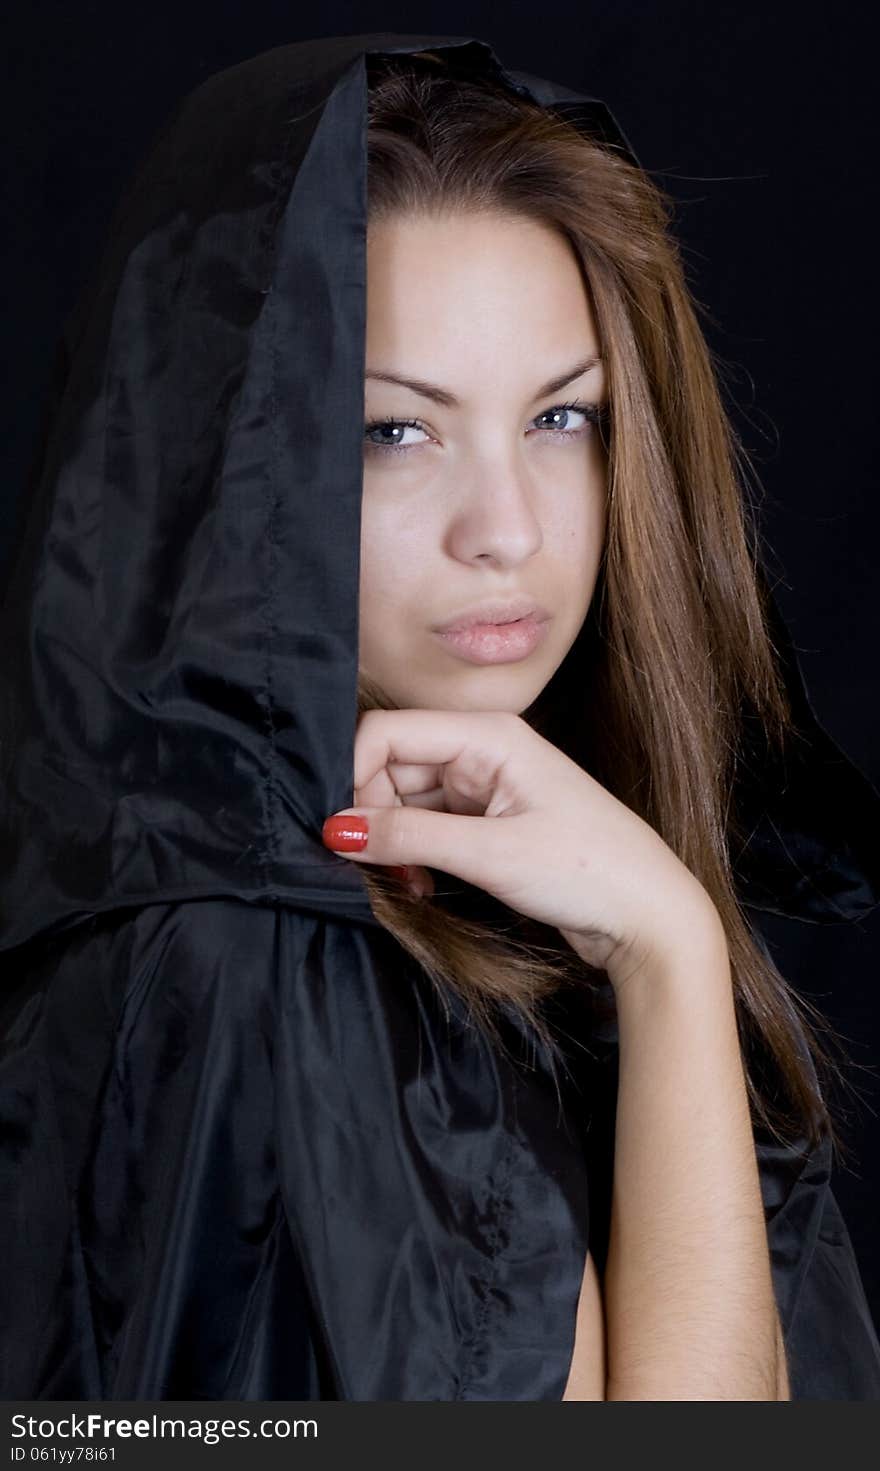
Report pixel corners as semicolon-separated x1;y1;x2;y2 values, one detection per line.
564;909;783;1400
562;1249;606;1400
563;1257;789;1401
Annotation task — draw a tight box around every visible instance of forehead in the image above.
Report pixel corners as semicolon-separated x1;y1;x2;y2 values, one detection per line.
365;211;601;384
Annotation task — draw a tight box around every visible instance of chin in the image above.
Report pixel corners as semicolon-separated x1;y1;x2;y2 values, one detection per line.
439;670;549;715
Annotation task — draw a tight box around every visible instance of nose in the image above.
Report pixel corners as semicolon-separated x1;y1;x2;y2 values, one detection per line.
443;452;543;568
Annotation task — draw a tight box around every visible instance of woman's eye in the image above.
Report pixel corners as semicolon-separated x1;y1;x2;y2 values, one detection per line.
531;403;592;434
364;419;430;454
363;400;606;458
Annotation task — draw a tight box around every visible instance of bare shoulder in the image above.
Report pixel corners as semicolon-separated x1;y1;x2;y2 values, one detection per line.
561;1248;606;1401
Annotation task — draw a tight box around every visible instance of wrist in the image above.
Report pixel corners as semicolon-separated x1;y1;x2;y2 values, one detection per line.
606;893;729;1003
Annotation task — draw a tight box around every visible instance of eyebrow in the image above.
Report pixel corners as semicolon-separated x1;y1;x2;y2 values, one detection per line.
364;355;603;408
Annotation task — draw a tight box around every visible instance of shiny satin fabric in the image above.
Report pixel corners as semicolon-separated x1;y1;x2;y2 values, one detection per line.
1;31;880;1401
0;900;592;1399
3;898;879;1399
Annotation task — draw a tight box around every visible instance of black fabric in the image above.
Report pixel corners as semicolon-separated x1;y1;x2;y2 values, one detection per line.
0;901;592;1399
1;31;879;1400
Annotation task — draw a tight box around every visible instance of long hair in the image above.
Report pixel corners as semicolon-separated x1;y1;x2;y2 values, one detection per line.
357;49;859;1163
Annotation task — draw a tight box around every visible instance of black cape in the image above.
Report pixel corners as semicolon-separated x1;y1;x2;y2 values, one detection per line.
2;31;879;1401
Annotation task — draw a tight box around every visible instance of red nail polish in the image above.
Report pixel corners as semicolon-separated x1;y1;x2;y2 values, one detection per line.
322;815;369;851
388;865;411;882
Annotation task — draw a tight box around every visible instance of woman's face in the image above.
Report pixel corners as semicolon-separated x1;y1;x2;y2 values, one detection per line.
359;209;608;712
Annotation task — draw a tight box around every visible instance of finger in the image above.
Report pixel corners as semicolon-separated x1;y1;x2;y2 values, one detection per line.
398;788;447;810
352;708;518;795
353;785;446;815
385;863;436;898
321;804;509;892
355;766;445;809
412;866;436;897
386;761;446;796
353;767;399;809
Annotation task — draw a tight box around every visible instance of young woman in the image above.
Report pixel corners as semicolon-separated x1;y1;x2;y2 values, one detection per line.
1;33;879;1401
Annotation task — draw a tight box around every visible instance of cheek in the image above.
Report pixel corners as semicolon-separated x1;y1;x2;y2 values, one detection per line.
358;504;427;636
545;463;606;566
576;450;607;544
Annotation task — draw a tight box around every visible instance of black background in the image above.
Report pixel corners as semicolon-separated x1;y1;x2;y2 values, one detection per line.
3;1;879;1327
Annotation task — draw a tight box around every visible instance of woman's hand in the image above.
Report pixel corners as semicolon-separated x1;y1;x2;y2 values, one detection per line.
323;709;722;991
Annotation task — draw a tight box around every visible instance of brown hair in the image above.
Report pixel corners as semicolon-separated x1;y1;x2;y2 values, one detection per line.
357;50;861;1163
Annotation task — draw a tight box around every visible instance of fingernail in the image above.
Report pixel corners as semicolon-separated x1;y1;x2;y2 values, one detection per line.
388;865;411;882
322;815;369;851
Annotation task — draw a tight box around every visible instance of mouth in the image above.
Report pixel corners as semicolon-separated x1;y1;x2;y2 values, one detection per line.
433;613;551;666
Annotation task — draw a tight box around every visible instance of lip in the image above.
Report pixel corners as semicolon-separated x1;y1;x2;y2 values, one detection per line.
433;597;551;634
434;613;551;666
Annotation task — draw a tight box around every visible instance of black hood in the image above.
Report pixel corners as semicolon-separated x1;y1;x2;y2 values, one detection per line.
1;30;877;957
